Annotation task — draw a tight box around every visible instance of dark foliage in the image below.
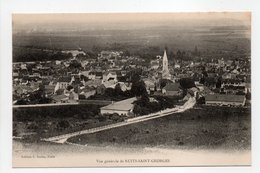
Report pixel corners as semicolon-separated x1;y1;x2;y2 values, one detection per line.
68;60;82;69
13;104;100;122
131;80;147;97
197;96;205;104
57;120;70;130
13;48;73;62
216;77;222;88
159;79;173;89
179;78;196;89
133;96;179;116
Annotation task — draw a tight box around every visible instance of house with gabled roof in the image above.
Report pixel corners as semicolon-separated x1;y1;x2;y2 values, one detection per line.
162;83;182;96
79;86;96;99
54;76;71;92
100;97;137;116
102;71;117;83
52;94;68;103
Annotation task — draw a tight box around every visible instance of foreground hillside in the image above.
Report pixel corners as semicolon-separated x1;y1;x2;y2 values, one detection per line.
67;105;251;150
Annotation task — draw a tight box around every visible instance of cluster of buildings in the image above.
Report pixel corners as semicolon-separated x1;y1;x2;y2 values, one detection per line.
13;50;133;104
13;47;251;113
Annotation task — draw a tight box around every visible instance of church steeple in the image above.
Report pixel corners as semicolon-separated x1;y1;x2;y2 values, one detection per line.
162;49;171;79
162;49;169;72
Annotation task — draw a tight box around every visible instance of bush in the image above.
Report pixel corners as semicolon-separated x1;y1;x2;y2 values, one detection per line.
97;115;107;122
179;78;196;89
110;113;120;121
178;141;184;145
13;129;18;136
197;96;205;104
133;105;142;115
27;122;39;130
57;120;70;130
79;94;86;100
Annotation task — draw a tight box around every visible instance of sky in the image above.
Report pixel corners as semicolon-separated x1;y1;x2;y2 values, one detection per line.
13;12;251;32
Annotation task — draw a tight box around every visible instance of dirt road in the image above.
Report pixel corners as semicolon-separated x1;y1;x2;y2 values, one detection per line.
42;96;196;144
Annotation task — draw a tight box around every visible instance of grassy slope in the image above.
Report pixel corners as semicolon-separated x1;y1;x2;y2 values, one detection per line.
67;106;251;150
13;104;122;140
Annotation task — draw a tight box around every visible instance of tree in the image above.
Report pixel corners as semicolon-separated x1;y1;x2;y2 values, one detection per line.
130;73;141;96
202;70;209;78
105;88;115;97
179;78;196;97
139;89;149;106
176;50;182;59
197;96;205;104
79;94;86;100
131;80;147;97
131;72;141;83
216;77;222;88
133;104;142;116
204;77;216;88
86;50;97;59
114;83;123;96
55;89;64;95
159;79;173;89
110;113;120;121
179;78;196;89
67;85;74;91
69;60;82;69
97;114;107;122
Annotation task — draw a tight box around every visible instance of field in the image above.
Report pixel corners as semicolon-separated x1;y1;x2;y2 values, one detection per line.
13;25;250;62
67;105;251;150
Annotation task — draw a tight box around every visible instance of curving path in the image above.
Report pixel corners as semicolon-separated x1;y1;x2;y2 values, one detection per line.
42;96;196;144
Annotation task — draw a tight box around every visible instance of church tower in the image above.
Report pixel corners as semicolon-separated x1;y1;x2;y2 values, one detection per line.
162;49;171;79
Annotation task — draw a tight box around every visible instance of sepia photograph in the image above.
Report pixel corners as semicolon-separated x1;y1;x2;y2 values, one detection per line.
12;12;251;167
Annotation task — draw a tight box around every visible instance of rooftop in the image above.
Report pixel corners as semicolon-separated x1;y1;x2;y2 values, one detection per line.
101;97;137;111
52;94;68;101
164;83;180;91
58;76;71;83
205;94;245;103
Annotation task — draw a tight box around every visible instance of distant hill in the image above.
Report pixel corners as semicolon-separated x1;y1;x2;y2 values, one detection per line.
13;24;250;62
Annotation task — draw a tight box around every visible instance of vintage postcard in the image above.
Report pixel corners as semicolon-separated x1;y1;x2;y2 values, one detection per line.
12;13;251;167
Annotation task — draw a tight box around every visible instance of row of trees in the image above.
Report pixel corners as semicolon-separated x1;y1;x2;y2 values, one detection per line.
13;48;73;62
13;104;100;122
133;96;180;116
